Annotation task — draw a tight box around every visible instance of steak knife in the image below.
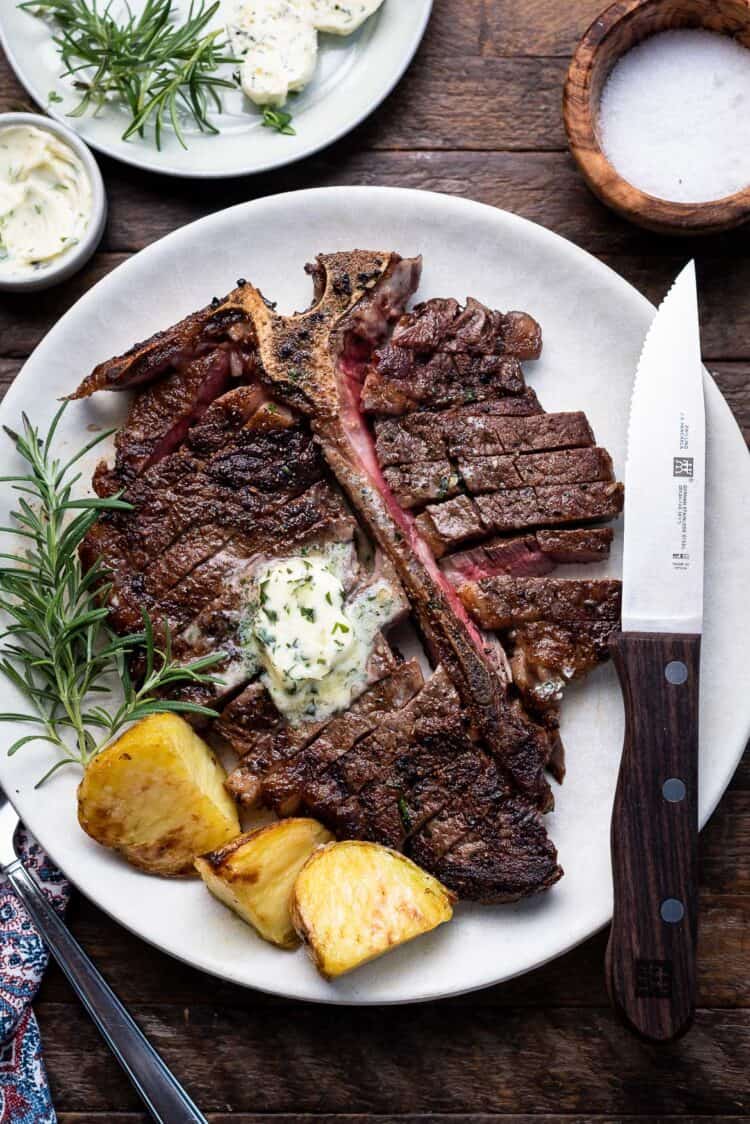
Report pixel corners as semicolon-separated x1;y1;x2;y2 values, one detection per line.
606;261;705;1043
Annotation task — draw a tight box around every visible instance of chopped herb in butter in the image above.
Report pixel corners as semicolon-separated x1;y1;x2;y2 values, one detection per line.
241;543;398;725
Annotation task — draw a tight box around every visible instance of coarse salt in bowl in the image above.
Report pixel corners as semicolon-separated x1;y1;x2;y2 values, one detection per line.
563;0;750;235
599;29;750;204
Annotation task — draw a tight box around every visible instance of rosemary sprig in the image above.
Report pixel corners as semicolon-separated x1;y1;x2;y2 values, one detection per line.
0;404;225;785
18;0;238;149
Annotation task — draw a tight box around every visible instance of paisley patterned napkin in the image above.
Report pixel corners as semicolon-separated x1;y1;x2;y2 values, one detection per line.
0;824;70;1124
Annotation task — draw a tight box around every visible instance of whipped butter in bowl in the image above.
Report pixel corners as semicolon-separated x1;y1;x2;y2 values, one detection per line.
0;114;106;292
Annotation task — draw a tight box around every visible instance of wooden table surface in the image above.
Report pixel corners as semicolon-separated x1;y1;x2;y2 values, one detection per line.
1;2;749;1120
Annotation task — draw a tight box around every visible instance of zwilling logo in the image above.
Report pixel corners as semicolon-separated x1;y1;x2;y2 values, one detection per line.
635;959;673;998
673;457;694;479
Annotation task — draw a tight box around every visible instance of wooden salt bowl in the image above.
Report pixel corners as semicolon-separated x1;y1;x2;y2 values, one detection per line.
564;0;750;235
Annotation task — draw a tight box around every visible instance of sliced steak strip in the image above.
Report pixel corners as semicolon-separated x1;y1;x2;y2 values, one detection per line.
459;577;622;630
536;526;614;563
374;390;543;468
261;658;425;815
363;351;525;415
422;797;563;903
510;620;616;700
458;446;614;495
440;527;614;584
446;411;595;459
415;496;485;557
361;297;541;416
386;447;614;511
417;482;624;556
474;482;624;535
382;461;461;510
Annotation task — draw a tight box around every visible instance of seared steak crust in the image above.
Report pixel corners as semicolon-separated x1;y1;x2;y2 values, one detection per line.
385;446;614;511
75;251;631;904
361;298;541;416
440;527;614;583
458;577;622;630
374;391;545;467
417;482;624;556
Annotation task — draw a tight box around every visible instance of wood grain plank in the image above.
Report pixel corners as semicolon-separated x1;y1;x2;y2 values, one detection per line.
701;793;750;895
482;0;610;57
36;1003;750;1114
55;1118;750;1124
95;150;750;266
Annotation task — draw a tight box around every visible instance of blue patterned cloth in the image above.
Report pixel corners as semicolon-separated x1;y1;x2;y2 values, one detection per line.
0;826;70;1123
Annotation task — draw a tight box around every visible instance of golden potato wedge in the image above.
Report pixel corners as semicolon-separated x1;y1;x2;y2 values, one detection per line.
290;840;454;978
196;818;333;948
78;713;240;876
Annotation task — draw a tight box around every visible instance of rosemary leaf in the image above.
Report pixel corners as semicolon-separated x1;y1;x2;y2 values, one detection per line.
18;0;238;150
0;403;227;783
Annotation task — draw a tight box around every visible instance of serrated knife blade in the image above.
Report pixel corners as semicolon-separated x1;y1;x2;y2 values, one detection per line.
605;261;705;1045
622;260;705;634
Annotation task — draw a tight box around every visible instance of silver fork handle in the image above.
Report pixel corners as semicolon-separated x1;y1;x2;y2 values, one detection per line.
4;859;207;1124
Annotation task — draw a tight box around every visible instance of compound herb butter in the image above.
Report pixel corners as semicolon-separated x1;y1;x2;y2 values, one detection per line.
0;125;93;278
226;0;386;107
242;545;399;725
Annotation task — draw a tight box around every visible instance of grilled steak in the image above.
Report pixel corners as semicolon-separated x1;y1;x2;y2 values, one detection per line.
457;577;622;630
361;297;541;415
363;295;623;789
74;250;626;904
385;447;614;511
416;483;623;556
440;527;614;583
374;390;544;467
118;252;550;812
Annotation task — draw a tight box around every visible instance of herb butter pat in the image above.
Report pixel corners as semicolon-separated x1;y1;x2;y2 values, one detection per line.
226;0;386;108
0;125;92;277
243;548;398;724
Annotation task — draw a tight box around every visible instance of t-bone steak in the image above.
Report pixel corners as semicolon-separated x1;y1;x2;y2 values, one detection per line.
72;250;623;903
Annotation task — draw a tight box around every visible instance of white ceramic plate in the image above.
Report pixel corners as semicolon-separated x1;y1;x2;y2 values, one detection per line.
0;188;748;1005
0;1;432;178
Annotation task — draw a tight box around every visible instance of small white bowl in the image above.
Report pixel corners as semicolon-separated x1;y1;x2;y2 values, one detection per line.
0;112;107;293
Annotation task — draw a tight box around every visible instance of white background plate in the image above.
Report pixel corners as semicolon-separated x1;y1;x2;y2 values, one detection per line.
0;1;432;177
0;188;748;1004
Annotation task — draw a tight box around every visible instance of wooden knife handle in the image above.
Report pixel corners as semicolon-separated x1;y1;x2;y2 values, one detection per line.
605;631;701;1043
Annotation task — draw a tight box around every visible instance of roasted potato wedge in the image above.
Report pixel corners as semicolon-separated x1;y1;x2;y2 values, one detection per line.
291;840;454;978
196;818;333;948
78;713;240;876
